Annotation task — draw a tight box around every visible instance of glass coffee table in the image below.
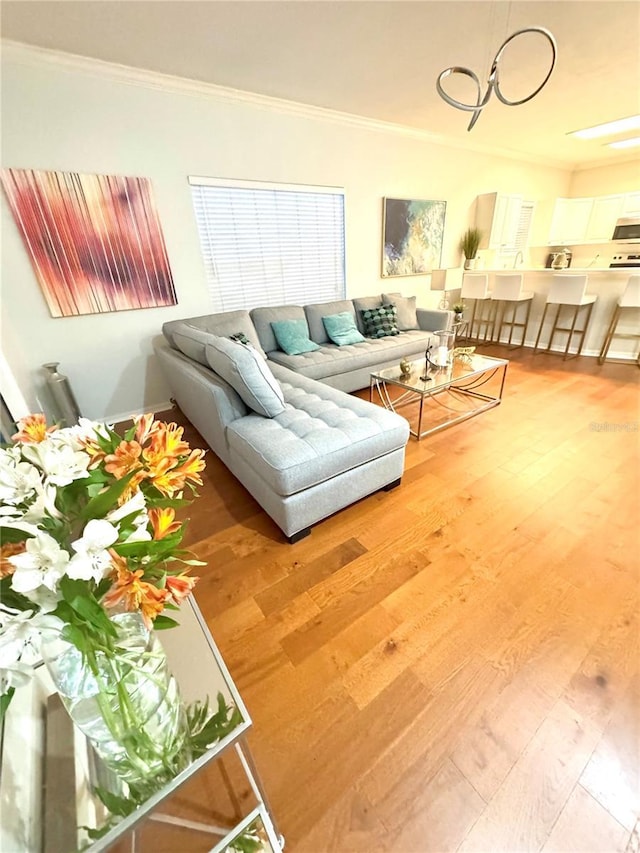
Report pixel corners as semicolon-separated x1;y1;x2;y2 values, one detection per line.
370;352;508;440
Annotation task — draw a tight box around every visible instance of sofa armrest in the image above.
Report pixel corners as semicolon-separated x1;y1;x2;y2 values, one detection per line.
417;308;453;332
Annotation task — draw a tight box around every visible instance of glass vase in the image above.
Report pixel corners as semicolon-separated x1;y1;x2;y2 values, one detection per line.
42;613;190;794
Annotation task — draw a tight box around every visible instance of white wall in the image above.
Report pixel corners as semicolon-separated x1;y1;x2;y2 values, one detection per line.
569;158;640;197
1;45;571;421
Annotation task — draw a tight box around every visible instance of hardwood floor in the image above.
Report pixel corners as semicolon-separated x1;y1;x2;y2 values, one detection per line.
155;346;640;852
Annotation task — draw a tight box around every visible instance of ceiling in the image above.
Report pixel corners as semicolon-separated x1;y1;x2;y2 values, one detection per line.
2;0;640;168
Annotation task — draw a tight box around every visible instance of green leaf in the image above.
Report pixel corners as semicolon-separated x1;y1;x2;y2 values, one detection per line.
61;623;91;654
93;786;136;818
59;577;117;638
0;687;16;723
0;578;34;611
0;526;34;544
124;424;137;441
153;615;180;630
80;470;137;522
146;497;192;509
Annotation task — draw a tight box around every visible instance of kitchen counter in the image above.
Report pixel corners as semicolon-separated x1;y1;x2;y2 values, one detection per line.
475;267;638;273
441;268;639;359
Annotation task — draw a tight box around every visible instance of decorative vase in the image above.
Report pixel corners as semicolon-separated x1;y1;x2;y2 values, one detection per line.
463;257;477;270
42;362;82;428
42;613;190;792
454;312;464;324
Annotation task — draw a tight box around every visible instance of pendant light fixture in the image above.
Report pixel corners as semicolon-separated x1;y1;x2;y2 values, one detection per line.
436;26;557;131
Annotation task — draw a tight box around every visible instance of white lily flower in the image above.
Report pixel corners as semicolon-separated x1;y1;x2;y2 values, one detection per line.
0;448;43;505
67;519;118;583
21;585;60;613
0;660;34;694
8;531;70;594
50;418;105;452
0;517;41;537
0;605;62;668
22;440;91;487
22;482;62;523
106;491;151;542
107;490;146;523
0;606;62;694
125;521;152;543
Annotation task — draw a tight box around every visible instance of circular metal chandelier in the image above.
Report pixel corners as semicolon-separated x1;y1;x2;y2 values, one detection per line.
436;26;557;131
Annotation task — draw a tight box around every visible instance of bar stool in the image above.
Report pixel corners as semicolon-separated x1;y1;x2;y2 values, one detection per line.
461;273;493;341
489;273;534;348
598;275;640;365
533;274;597;359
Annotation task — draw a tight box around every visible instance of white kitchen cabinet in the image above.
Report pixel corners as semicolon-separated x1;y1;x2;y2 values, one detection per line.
548;197;593;244
585;194;623;242
475;192;523;251
622;191;640;214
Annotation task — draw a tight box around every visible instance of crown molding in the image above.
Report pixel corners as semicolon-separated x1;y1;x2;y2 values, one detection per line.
572;151;640;172
2;39;576;171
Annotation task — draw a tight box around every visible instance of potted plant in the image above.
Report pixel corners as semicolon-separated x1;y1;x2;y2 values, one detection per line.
452;302;465;323
460;227;482;270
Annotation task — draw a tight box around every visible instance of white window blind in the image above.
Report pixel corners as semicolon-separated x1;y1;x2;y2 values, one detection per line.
189;177;346;311
514;200;535;251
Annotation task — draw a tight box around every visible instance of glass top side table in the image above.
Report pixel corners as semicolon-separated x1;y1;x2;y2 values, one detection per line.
0;597;283;853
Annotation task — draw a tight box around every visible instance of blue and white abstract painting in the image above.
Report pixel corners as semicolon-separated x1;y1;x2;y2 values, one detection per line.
382;198;446;277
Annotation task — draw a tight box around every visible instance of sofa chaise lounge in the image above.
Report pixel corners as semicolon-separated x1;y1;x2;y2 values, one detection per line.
155;294;450;541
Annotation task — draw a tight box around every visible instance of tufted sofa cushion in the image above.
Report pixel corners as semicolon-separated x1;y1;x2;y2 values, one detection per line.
226;366;408;496
266;330;434;380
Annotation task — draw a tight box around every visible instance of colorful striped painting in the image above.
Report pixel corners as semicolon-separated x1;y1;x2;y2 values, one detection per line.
1;169;177;317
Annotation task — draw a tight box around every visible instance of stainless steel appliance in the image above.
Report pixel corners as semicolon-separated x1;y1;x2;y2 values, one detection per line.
610;252;640;268
612;217;640;243
546;247;572;268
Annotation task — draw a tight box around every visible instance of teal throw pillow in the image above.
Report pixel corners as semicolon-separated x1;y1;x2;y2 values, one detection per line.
360;305;400;339
322;312;366;346
271;319;319;355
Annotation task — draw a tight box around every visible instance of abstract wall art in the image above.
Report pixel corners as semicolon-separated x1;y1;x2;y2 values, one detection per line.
1;169;177;317
382;197;447;277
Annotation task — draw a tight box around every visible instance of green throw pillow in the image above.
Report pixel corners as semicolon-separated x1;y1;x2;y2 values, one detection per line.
270;319;319;355
229;332;251;345
360;305;400;339
322;312;366;346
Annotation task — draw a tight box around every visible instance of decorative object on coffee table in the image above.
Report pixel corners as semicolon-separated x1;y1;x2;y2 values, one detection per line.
452;302;465;324
399;357;413;377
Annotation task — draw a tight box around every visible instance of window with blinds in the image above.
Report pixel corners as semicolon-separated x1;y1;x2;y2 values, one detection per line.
189;177;346;311
514;200;535;251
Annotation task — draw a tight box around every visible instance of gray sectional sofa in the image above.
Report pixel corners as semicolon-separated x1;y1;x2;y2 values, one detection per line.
155;294;450;542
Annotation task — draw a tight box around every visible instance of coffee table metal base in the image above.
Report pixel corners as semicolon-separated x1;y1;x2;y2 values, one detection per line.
370;360;508;440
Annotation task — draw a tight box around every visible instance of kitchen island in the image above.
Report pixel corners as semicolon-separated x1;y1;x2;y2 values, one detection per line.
436;268;639;360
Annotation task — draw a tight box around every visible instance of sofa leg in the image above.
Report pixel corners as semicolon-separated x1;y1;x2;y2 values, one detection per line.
287;527;311;544
382;478;402;492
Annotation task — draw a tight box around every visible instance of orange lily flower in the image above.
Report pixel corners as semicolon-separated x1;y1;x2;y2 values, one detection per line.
143;423;190;467
82;439;106;469
134;413;162;445
165;572;198;605
118;470;147;504
148;507;182;540
150;449;206;497
0;541;25;578
103;552;168;629
104;440;143;479
12;413;55;444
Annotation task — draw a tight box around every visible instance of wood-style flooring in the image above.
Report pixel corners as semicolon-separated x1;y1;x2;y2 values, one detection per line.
155;345;640;852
